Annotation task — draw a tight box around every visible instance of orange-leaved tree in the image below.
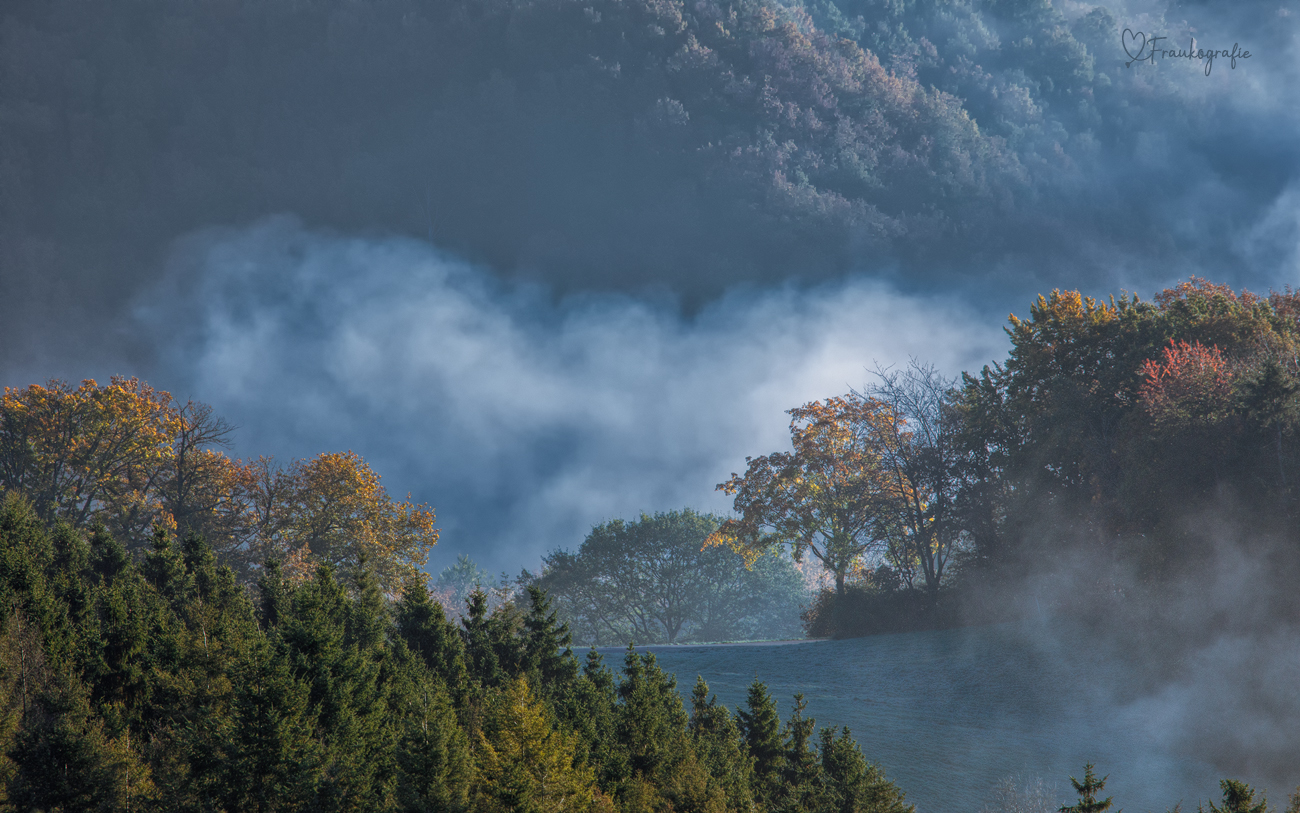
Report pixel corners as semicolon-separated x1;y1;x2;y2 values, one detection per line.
706;396;896;595
1138;339;1236;430
0;377;180;538
1;378;438;591
270;451;439;591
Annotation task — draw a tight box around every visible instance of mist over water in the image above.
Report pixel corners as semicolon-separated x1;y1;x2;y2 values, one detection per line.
3;0;1300;805
640;615;1290;813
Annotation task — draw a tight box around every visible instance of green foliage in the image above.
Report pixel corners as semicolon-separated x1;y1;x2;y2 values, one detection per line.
778;694;823;813
0;484;909;813
394;673;472;813
945;280;1300;585
738;679;786;807
218;642;321;812
819;726;913;813
473;676;597;813
1060;763;1114;813
538;509;807;645
1201;780;1269;813
690;677;755;812
436;555;499;611
396;576;470;696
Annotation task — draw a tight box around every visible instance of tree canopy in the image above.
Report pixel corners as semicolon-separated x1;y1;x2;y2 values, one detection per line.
709;397;899;594
535;509;807;644
0;493;915;813
0;378;438;591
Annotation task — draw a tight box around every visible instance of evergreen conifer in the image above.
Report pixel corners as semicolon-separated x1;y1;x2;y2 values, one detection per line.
737;679;785;807
1203;780;1269;813
1061;764;1116;813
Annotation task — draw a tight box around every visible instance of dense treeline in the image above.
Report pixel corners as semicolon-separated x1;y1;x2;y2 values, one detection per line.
956;279;1300;578
0;493;913;813
0;378;438;591
711;279;1300;638
2;279;1298;807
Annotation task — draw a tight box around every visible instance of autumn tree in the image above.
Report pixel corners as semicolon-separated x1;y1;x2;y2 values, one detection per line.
472;676;597;813
1;378;438;592
270;452;438;591
947;280;1300;578
0;377;180;539
709;397;897;595
159;400;238;541
1138;341;1236;432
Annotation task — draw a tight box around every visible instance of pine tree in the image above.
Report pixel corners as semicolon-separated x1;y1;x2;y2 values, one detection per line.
8;671;157;812
616;648;688;779
276;565;393;812
396;576;469;696
521;585;579;704
142;528;189;603
257;559;293;630
1060;764;1116;813
394;670;472;813
819;726;913;813
574;649;628;790
736;678;785;807
140;532;261;808
461;589;506;687
1203;780;1269;813
0;493;55;613
219;641;321;813
778;693;823;813
473;676;596;813
689;676;754;813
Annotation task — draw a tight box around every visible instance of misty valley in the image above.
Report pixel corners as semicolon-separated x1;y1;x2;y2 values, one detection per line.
3;0;1299;809
646;625;1241;813
2;279;1300;812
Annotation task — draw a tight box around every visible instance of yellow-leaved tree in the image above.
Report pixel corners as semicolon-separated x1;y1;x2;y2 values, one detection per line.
266;451;438;590
0;377;180;539
706;396;899;595
0;378;438;591
472;677;597;813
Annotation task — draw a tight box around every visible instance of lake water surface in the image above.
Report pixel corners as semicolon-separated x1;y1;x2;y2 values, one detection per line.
605;622;1277;813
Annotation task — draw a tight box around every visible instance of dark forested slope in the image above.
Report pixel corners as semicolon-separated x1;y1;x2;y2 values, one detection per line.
4;0;1294;371
0;493;913;812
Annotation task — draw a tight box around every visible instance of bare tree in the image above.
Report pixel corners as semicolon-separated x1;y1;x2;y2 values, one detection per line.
855;359;965;596
164;400;236;538
980;774;1060;813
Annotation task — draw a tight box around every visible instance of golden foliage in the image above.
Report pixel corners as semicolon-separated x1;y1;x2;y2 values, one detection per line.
706;396;897;592
0;378;437;590
277;451;438;590
472;677;596;813
0;377;180;538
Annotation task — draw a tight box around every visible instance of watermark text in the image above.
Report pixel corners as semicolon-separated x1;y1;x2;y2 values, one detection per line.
1122;29;1251;76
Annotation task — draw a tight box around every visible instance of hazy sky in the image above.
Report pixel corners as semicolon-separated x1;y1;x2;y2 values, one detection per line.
3;0;1297;575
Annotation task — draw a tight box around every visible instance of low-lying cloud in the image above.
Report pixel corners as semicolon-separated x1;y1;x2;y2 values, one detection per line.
138;217;1006;574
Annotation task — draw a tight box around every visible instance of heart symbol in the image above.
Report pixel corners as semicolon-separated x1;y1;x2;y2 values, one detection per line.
1122;29;1147;65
